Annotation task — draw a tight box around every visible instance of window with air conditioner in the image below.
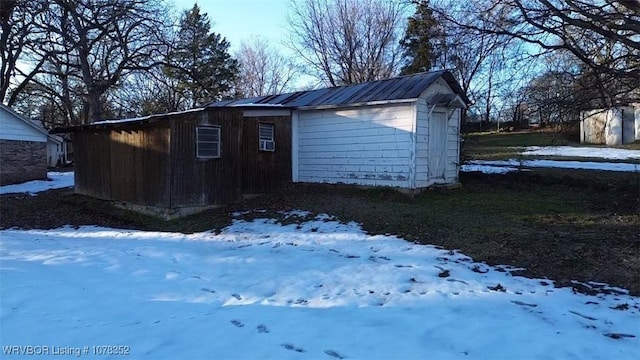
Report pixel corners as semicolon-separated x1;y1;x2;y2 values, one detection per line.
258;123;275;152
196;126;221;158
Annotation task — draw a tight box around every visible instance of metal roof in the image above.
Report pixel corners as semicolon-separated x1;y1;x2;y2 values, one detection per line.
208;70;468;109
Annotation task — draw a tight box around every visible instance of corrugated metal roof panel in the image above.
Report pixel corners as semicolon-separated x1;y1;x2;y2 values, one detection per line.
207;70;468;108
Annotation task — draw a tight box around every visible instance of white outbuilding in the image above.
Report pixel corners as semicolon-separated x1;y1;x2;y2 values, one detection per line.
210;70;468;192
580;105;640;145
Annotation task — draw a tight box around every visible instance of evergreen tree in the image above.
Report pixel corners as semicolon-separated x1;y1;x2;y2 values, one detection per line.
167;4;238;108
399;0;439;75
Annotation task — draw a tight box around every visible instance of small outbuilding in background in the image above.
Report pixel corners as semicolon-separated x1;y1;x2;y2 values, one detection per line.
580;104;640;145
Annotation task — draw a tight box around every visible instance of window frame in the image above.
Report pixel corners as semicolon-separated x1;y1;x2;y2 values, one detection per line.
258;122;275;152
196;126;221;159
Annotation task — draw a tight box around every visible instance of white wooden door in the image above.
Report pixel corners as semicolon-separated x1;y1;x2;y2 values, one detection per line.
428;111;447;180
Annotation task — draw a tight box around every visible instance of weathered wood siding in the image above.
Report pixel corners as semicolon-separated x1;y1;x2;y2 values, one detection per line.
169;109;243;207
72;108;292;210
73;131;113;200
242;116;292;194
296;104;415;187
73;123;171;205
109;124;171;207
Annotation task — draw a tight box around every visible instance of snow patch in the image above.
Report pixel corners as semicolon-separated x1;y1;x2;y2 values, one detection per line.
0;172;74;195
1;215;638;359
523;146;640;160
466;159;640;172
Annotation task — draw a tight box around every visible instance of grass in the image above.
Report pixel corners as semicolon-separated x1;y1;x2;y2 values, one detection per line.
2;129;639;295
467;130;576;147
463;128;640;162
4;168;635;294
463;129;577;161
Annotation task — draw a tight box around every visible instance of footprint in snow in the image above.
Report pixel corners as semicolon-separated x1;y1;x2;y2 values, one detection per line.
604;333;636;339
324;349;345;359
569;310;597;321
230;319;244;328
447;278;468;285
281;343;305;353
471;265;489;274
288;298;308;305
257;324;269;333
511;300;537;308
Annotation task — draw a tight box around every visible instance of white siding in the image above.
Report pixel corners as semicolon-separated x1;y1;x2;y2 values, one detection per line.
581;108;638;145
415;81;461;188
415;98;430;187
635;106;640;141
422;77;455;99
622;106;637;144
47;136;65;167
0;106;47;142
445;108;461;182
296;104;415;188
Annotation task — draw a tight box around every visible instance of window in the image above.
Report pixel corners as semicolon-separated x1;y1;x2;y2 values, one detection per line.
258;123;275;151
196;126;221;158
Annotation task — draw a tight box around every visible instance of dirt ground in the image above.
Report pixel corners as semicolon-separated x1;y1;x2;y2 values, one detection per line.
1;170;639;295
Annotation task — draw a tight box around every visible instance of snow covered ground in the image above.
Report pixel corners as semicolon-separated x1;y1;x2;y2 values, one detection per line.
460;164;520;174
1;212;638;359
523;146;640;160
462;146;640;174
0;172;73;195
462;159;640;174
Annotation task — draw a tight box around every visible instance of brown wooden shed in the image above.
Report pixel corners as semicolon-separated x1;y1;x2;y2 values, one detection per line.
54;107;292;218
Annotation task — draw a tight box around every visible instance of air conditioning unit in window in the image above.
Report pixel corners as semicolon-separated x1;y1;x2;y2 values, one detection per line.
259;139;275;151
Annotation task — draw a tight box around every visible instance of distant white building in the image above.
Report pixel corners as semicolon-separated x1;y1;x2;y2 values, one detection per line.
580;104;640;145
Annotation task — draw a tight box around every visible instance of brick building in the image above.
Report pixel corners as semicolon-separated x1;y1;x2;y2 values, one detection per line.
0;104;48;185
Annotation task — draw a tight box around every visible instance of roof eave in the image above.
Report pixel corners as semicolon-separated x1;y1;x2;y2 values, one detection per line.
0;104;50;137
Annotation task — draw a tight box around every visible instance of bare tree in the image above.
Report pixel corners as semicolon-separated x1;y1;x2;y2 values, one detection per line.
427;0;640;106
111;67;183;116
287;0;407;86
422;2;513;126
0;0;52;106
236;38;298;97
50;0;171;122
